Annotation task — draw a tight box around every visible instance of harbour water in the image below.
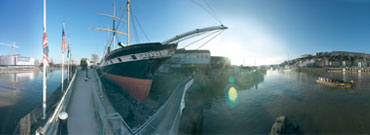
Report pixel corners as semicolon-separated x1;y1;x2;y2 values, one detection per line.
0;69;66;134
201;70;370;134
2;69;370;134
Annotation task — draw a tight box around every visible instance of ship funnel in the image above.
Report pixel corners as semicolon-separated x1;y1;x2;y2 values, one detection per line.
118;42;126;48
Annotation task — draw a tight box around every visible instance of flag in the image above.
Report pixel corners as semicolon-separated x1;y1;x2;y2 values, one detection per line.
70;43;72;59
43;29;49;66
67;37;70;58
62;22;66;54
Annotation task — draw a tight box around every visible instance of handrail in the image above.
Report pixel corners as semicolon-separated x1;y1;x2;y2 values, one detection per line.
36;70;78;135
169;78;193;133
136;76;193;134
94;69;193;134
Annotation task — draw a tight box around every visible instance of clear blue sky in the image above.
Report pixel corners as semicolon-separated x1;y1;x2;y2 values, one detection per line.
1;0;370;65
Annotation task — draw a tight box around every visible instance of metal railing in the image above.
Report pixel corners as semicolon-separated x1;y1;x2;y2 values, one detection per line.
93;70;130;135
169;78;194;134
35;70;78;135
93;69;194;135
136;77;193;134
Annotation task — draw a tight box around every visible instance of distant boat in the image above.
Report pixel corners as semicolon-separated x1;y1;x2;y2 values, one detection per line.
316;77;354;87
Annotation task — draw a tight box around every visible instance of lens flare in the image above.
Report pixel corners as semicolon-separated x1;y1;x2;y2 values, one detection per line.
229;76;235;83
224;83;240;106
228;87;238;101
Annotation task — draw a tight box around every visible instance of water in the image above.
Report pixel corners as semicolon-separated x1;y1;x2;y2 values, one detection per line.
2;69;370;134
202;70;370;134
0;69;66;134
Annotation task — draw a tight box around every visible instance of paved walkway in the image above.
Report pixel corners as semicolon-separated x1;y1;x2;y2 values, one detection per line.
67;70;98;134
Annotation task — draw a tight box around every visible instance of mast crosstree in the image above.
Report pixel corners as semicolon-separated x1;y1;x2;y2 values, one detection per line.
90;0;131;52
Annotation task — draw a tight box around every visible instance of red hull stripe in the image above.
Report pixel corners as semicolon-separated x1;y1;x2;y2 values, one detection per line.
102;71;152;101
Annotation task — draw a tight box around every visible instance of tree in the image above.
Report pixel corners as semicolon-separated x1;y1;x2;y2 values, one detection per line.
80;58;88;70
91;54;99;65
34;59;40;66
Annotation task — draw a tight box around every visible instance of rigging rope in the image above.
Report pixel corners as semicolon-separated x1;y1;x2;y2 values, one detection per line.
203;0;223;24
114;1;128;45
195;30;223;50
166;30;224;66
181;30;220;48
130;9;140;43
191;0;223;25
131;7;151;42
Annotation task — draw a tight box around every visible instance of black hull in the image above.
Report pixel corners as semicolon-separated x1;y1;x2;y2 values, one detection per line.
100;42;177;100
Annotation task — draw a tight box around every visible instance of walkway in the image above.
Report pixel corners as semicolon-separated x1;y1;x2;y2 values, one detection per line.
67;70;99;134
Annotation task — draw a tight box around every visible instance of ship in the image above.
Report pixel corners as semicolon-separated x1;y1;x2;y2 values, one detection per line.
100;43;177;100
92;0;227;101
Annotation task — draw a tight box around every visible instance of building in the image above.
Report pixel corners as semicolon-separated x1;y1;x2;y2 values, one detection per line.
0;55;35;66
165;49;210;67
160;49;211;74
332;51;370;57
210;56;231;69
285;51;370;68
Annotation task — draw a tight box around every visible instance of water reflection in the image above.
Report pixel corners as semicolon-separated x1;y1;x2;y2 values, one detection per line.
0;69;65;134
200;70;370;134
179;69;267;134
0;72;36;83
0;71;38;107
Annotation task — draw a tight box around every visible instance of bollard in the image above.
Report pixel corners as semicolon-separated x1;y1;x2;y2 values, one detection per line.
58;112;68;134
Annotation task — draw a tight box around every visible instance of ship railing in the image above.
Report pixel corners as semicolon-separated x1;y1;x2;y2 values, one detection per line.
135;76;194;134
170;78;194;133
35;70;78;135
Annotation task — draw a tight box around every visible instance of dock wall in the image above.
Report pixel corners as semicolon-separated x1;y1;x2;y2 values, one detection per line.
13;69;78;135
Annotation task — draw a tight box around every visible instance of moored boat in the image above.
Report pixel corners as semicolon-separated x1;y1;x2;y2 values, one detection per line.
316;77;354;87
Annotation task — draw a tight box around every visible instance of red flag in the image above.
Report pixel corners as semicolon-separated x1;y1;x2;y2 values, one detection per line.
43;30;49;63
62;22;66;54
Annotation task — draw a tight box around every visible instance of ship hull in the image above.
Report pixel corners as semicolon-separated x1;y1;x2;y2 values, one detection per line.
100;43;177;101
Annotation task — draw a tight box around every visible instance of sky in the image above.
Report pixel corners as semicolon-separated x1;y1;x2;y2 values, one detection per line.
1;0;370;66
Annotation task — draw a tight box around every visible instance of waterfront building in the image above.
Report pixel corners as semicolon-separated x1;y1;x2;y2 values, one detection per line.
332;51;370;57
160;49;211;74
0;55;35;66
298;59;315;67
210;56;231;69
285;51;370;68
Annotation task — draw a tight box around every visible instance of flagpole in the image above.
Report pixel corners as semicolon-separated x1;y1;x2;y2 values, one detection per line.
42;0;47;120
61;21;65;92
62;49;64;91
70;43;72;74
67;37;70;82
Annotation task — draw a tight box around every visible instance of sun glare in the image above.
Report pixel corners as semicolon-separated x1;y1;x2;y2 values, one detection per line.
228;87;238;101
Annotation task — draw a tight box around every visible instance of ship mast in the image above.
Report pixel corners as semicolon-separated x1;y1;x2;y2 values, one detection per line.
113;0;116;50
127;0;130;46
90;0;131;52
